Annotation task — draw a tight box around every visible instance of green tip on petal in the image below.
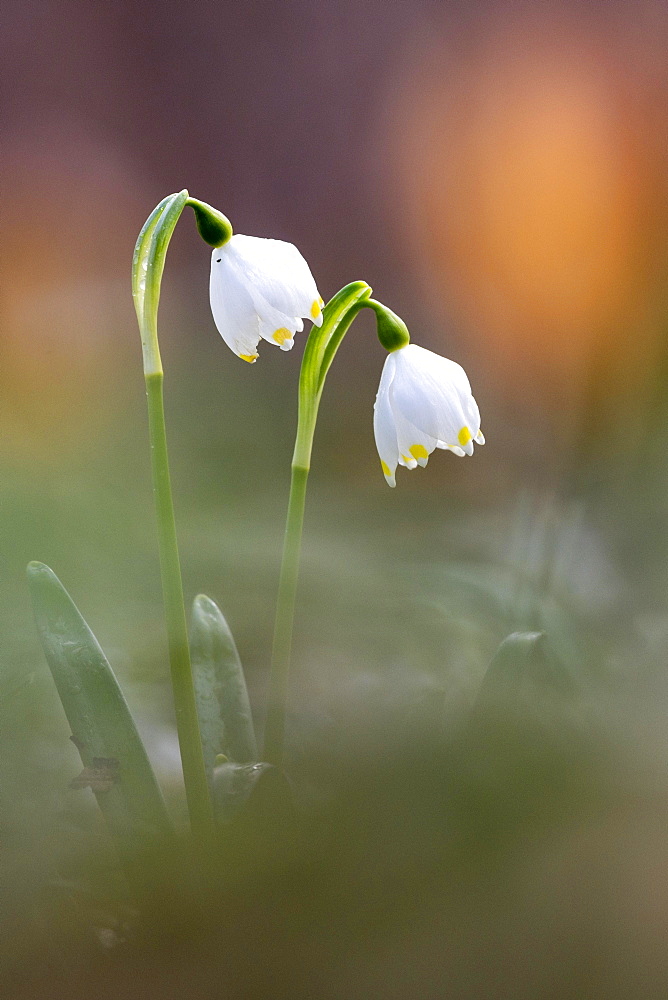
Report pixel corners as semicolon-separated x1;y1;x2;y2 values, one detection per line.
366;300;410;352
187;197;233;248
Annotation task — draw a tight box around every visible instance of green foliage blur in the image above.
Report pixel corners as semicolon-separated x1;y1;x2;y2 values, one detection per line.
4;265;668;997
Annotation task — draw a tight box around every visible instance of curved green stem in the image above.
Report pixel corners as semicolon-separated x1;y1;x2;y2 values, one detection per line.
263;281;372;766
132;191;229;844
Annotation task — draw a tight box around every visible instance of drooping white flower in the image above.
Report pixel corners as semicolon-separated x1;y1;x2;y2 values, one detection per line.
209;235;324;362
373;343;484;487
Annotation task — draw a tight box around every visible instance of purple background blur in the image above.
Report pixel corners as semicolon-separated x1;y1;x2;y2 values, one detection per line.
4;0;668;491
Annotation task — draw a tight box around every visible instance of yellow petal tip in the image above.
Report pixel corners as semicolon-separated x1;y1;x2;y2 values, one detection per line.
239;353;258;363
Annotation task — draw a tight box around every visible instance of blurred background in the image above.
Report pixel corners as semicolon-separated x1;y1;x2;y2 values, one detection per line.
4;0;668;996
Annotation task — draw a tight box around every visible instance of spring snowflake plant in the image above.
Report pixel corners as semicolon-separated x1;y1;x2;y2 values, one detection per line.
26;189;488;888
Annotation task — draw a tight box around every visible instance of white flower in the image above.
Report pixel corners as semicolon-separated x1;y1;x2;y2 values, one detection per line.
373;343;484;487
209;235;323;362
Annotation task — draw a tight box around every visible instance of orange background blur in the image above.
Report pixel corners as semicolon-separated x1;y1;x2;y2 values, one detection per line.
4;0;668;473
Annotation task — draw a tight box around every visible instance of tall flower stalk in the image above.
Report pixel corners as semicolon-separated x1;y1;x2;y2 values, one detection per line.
263;290;483;766
263;281;374;765
132;190;232;844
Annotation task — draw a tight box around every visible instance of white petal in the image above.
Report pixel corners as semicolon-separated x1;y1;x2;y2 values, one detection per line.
373;354;399;486
224;235;322;326
437;442;466;457
210;249;261;361
255;298;303;352
391;344;478;450
390;401;438;469
463;394;481;437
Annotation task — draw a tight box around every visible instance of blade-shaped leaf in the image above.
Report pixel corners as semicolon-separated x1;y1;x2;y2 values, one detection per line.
213;761;296;865
27;562;173;856
475;630;545;707
212;761;276;824
190;594;257;788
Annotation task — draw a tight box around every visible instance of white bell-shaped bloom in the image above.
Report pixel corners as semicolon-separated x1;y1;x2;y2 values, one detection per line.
209;235;323;362
373;343;484;487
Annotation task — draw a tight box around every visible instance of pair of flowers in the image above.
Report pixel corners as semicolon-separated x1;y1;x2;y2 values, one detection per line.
210;233;483;486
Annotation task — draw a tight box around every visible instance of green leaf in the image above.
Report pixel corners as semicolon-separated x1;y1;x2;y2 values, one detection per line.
27;562;173;857
476;630;545;707
212;761;291;826
190;594;257;785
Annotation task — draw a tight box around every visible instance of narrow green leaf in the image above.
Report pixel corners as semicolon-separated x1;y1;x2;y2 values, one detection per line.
476;630;545;707
212;761;292;828
190;595;258;786
27;562;173;856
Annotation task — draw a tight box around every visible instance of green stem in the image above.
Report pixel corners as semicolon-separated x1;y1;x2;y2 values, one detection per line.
263;463;310;766
263;281;372;766
132;190;231;844
145;372;214;842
